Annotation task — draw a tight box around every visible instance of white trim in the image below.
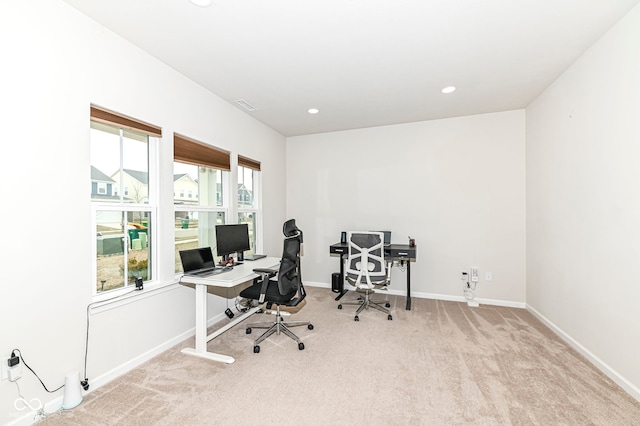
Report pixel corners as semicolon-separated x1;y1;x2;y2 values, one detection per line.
86;309;225;388
304;281;526;309
309;281;638;402
89;281;181;314
9;284;637;426
7;330;173;424
5;308;229;426
527;304;640;403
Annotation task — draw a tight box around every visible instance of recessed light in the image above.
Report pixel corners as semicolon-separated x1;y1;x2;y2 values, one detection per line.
308;108;319;114
441;86;456;94
189;0;212;7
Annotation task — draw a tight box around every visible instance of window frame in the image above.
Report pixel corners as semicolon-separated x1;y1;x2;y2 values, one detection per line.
237;156;262;256
173;133;231;273
90;105;161;298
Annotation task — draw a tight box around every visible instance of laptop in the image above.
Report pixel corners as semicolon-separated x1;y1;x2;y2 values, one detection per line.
179;247;225;277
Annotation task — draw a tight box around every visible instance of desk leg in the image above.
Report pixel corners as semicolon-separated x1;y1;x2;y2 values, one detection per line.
405;260;412;310
334;289;348;301
181;283;236;364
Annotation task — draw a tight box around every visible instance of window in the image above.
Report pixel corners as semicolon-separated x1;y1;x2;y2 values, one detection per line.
90;105;161;294
238;155;261;256
96;182;107;195
173;133;230;272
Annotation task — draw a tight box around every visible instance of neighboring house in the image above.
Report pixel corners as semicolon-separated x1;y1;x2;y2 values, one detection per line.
99;168;251;206
110;168;149;203
173;173;199;205
238;183;253;207
90;166;119;201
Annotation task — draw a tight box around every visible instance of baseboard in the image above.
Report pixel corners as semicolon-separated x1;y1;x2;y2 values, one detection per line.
18;285;623;426
7;313;225;426
310;281;638;401
527;304;640;403
304;282;526;308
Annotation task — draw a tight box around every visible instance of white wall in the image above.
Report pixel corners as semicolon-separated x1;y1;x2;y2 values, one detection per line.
3;0;638;422
287;111;526;305
0;1;286;424
526;3;640;398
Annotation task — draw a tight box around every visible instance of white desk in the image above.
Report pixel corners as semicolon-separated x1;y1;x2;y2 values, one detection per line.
179;256;280;364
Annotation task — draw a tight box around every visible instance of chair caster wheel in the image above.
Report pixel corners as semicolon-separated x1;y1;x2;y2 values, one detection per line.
388;314;393;320
337;304;342;309
246;328;252;334
308;324;314;330
298;342;305;350
354;316;359;321
253;346;260;353
385;303;391;308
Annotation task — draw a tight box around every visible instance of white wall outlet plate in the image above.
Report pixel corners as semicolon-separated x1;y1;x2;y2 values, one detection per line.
471;267;479;282
1;359;9;381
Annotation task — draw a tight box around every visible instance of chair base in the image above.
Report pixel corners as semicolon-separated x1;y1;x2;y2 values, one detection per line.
338;289;392;321
245;305;312;352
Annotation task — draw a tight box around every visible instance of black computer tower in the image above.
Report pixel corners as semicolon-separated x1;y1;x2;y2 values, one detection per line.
331;272;343;293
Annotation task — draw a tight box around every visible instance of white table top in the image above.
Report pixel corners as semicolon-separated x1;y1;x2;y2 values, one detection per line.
179;256;280;288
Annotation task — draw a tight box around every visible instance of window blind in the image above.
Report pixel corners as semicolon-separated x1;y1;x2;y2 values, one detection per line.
90;105;162;137
238;155;261;171
174;133;230;171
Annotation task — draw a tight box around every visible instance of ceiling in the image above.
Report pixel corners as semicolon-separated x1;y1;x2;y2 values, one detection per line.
62;0;639;137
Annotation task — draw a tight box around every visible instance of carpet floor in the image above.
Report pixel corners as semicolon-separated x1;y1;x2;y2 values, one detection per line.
40;287;640;425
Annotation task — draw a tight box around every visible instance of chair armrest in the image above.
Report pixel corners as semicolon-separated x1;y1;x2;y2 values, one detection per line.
253;268;277;303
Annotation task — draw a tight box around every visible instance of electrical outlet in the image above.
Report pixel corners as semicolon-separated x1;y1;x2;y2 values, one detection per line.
471;267;479;282
8;365;20;381
2;358;20;381
485;271;492;281
460;271;468;281
1;359;8;380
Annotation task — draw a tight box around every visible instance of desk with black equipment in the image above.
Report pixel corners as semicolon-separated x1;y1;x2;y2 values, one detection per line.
329;242;417;310
179;256;281;364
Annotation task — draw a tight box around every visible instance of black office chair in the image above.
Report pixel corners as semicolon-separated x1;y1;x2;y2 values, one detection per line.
239;219;313;353
338;231;393;321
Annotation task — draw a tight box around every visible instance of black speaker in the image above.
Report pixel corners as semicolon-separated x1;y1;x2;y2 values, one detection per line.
331;272;343;293
340;231;347;244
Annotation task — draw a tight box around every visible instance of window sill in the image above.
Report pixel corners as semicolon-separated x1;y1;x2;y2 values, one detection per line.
90;279;181;314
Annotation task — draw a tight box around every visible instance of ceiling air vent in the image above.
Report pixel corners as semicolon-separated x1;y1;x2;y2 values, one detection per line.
234;99;258;112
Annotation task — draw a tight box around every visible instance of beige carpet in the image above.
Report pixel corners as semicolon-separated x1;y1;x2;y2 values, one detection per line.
40;287;640;425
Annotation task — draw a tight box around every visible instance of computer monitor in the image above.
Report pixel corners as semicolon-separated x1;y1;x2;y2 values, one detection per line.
215;223;251;261
371;230;391;246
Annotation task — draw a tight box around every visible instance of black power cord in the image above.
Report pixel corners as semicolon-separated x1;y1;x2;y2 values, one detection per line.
7;287;140;400
82;289;136;391
10;349;64;393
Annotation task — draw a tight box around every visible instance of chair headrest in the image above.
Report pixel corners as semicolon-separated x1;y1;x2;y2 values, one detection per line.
283;219;303;242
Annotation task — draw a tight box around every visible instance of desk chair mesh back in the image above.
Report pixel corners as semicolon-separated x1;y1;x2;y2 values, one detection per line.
240;219;313;353
338;231;393;321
